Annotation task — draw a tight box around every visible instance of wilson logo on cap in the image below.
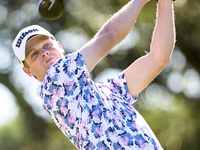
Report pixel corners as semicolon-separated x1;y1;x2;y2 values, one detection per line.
15;29;39;48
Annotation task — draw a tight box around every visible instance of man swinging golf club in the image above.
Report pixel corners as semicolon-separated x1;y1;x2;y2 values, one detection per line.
13;0;176;149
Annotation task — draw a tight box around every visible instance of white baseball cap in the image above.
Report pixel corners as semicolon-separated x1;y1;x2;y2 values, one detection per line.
12;25;54;66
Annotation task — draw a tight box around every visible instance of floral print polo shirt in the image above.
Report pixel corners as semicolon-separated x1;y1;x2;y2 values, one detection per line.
37;51;163;150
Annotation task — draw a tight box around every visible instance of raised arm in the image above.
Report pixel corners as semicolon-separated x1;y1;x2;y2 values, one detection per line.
150;0;175;64
124;0;176;97
80;0;149;72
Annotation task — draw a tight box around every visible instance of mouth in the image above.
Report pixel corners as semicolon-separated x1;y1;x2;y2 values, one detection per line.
45;57;54;64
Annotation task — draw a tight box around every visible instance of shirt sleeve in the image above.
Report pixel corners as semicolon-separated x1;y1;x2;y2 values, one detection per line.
104;71;138;105
48;51;91;84
40;51;91;100
64;51;91;85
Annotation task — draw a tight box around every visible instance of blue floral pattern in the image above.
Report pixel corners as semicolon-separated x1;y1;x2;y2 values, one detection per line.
38;51;163;150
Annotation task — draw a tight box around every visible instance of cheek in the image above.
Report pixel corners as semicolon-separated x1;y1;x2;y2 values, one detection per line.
54;44;64;55
59;52;64;57
29;61;42;72
55;50;64;58
61;48;65;54
29;66;40;74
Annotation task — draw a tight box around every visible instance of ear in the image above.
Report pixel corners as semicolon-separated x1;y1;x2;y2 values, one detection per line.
57;41;65;54
22;67;34;77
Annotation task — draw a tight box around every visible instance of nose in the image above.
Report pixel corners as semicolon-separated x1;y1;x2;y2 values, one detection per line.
42;50;49;58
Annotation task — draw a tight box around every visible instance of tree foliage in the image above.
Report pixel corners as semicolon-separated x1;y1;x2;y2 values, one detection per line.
0;0;199;150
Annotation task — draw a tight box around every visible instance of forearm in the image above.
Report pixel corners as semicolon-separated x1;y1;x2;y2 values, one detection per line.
95;0;148;44
150;0;176;64
80;0;149;72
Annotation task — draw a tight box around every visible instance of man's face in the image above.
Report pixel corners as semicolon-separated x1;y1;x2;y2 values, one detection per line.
23;35;65;82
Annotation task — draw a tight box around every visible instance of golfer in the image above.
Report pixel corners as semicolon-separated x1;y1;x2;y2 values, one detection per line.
12;0;176;149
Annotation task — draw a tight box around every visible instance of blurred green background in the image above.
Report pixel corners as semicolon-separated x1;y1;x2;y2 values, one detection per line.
0;0;200;150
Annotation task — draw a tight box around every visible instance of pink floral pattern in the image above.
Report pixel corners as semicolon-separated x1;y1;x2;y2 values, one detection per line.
38;51;163;150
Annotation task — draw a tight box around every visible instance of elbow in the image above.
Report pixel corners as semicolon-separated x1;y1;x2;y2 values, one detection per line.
103;30;121;47
106;28;121;44
152;50;172;69
156;55;171;69
98;23;123;45
151;43;174;68
161;58;170;67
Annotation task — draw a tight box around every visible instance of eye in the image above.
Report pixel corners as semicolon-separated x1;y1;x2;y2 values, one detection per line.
31;51;39;58
44;42;52;49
